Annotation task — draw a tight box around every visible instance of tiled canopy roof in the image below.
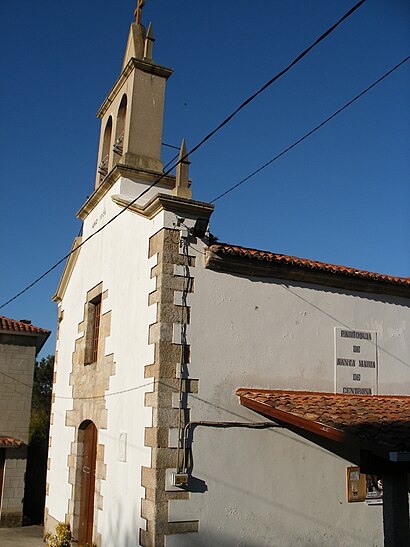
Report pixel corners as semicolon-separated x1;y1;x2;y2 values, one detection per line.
0;436;25;448
237;389;410;453
210;244;410;289
0;315;50;335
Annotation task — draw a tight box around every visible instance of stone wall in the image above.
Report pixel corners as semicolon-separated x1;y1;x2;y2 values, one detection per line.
0;344;35;527
0;344;35;443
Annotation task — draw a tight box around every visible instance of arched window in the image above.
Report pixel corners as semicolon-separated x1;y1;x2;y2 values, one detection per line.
98;117;112;179
113;94;127;157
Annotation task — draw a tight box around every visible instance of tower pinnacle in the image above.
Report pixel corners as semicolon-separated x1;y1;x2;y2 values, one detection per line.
134;0;145;25
174;139;192;199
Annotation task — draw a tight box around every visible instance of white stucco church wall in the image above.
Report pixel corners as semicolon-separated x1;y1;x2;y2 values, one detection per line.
165;255;409;547
46;177;166;544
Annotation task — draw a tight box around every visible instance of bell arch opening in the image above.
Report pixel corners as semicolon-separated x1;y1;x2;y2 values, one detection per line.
113;94;127;158
98;117;113;181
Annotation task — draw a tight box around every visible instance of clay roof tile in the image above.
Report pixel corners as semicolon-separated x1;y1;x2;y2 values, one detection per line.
237;389;410;453
210;244;410;291
0;315;50;335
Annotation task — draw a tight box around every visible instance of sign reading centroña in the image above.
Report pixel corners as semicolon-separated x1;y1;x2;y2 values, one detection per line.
334;328;378;395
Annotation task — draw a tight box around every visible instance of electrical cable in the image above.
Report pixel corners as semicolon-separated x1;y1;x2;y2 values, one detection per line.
176;227;191;473
54;380;154;400
0;369;34;390
163;151;180;171
181;421;282;473
186;0;367;162
162;142;180;151
211;55;410;203
0;366;153;400
0;0;367;310
162;142;181;171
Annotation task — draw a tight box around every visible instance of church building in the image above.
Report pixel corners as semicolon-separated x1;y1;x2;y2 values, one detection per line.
45;5;410;546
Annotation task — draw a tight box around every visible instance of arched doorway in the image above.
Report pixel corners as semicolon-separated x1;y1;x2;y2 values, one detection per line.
78;421;97;545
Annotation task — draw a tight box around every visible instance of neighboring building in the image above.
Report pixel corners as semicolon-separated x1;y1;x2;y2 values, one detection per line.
0;316;50;527
45;7;410;547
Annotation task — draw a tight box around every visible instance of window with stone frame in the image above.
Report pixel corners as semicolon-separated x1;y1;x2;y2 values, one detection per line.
84;285;103;365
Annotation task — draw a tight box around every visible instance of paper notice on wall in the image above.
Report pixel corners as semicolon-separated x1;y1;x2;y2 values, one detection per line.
334;328;378;395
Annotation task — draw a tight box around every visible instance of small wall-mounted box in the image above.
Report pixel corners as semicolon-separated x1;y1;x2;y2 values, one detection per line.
346;466;366;502
172;472;189;487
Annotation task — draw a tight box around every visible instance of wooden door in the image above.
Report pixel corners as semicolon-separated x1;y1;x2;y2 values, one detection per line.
0;449;5;515
78;422;97;545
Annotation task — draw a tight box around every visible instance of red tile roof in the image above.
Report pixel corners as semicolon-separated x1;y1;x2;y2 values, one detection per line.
0;316;50;335
237;389;410;453
210;244;410;290
0;436;25;448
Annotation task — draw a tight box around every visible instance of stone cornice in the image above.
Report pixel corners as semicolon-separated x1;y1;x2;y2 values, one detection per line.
77;164;176;220
97;58;173;119
53;237;82;303
112;193;214;220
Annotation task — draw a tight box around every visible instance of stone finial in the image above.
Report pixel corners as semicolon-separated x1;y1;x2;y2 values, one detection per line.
173;139;192;199
134;0;145;25
143;22;155;61
122;21;146;68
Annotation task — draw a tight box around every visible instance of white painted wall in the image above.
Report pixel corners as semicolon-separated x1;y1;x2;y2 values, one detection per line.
47;177;167;546
166;253;409;547
190;267;409;396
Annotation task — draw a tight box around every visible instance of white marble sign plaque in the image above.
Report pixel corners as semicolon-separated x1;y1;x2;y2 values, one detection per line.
334;328;378;395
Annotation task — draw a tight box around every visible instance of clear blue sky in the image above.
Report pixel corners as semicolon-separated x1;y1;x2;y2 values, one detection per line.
0;0;409;359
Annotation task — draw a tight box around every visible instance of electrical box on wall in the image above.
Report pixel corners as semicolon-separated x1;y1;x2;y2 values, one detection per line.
172;472;189;487
346;466;366;502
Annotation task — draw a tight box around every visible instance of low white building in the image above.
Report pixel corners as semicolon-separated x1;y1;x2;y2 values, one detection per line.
45;7;410;547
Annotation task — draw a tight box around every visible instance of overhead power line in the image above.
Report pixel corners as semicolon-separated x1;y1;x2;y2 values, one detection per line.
162;142;181;151
211;56;410;203
0;0;367;310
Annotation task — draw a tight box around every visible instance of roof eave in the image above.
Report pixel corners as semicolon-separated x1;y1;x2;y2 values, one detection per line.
53;237;82;303
238;391;347;444
236;389;410;463
206;250;410;299
0;328;50;355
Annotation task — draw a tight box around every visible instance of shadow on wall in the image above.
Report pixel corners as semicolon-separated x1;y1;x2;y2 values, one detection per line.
164;520;374;547
84;425;383;547
166;532;276;547
342;421;410;453
343;420;410;478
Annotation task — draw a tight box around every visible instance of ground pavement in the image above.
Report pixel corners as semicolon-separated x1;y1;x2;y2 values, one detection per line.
0;525;44;546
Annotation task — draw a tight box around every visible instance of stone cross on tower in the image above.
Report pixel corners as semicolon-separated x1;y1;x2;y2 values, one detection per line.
134;0;145;25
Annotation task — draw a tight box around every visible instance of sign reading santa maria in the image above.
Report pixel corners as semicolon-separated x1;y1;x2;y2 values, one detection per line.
334;328;378;395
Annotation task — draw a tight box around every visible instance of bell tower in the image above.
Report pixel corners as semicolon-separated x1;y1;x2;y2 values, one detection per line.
94;1;173;188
